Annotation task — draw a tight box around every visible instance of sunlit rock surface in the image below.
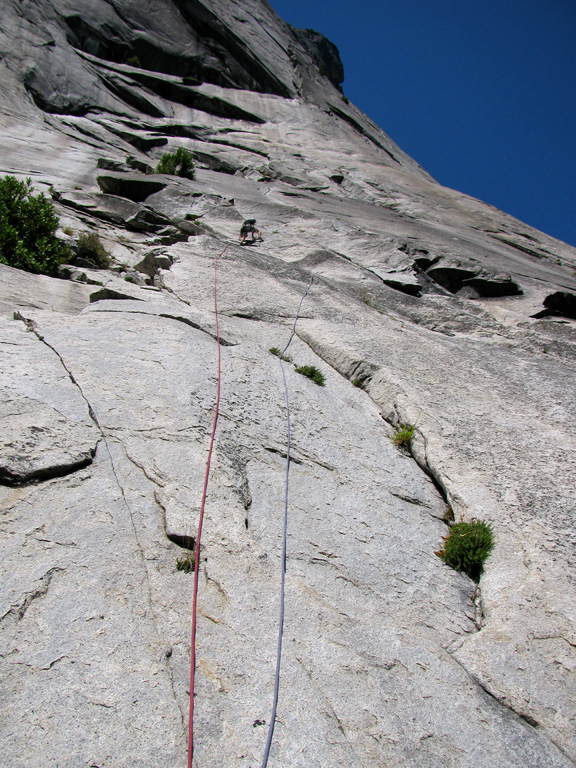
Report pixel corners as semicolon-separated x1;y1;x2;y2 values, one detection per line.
1;2;575;766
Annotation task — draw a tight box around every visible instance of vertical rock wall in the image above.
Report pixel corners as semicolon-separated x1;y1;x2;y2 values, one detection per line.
1;1;575;766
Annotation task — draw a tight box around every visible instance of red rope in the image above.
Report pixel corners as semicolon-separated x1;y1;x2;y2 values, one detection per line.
187;244;229;768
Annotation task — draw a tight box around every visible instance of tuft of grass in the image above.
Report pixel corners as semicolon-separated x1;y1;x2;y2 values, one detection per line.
125;55;141;68
443;506;455;524
269;346;292;363
361;292;374;308
176;551;195;573
295;365;325;386
77;232;111;269
156;148;195;180
0;175;71;275
352;378;365;389
436;520;494;581
392;423;415;447
341;95;350;105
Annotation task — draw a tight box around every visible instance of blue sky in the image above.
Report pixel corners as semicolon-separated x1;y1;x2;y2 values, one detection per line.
269;0;576;247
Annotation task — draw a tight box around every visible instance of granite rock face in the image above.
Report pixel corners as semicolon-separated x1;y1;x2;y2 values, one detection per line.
1;2;575;767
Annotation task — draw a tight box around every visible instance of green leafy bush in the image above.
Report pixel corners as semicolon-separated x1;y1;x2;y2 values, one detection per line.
0;176;71;275
156;148;196;180
269;346;292;363
295;365;325;386
77;232;111;269
392;423;415;447
125;55;142;68
352;378;365;389
436;520;494;581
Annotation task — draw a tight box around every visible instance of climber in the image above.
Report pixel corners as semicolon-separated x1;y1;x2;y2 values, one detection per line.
239;218;262;245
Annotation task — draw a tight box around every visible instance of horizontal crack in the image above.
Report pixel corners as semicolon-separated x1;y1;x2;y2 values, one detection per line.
88;307;237;346
0;446;97;487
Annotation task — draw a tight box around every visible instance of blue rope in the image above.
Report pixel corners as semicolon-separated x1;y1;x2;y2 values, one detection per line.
260;276;313;768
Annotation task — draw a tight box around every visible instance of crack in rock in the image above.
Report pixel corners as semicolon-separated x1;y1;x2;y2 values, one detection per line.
0;446;97;487
1;567;64;623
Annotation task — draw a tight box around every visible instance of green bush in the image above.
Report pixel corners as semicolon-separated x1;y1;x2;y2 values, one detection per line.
295;365;325;386
156;148;196;180
352;378;365;389
392;423;415;447
76;232;111;269
0;176;71;275
125;55;141;68
269;346;292;363
436;520;494;581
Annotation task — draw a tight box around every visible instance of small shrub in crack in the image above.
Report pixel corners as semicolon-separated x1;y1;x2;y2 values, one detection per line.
352;378;365;389
295;365;325;386
269;346;292;363
436;520;494;581
156;148;196;180
176;551;195;573
443;505;455;524
0;175;71;275
77;232;111;269
125;55;142;68
392;423;415;447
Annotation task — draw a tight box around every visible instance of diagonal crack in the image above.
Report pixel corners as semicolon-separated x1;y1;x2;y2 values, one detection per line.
293;653;370;768
1;567;64;624
13;313;158;612
13;313;191;731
